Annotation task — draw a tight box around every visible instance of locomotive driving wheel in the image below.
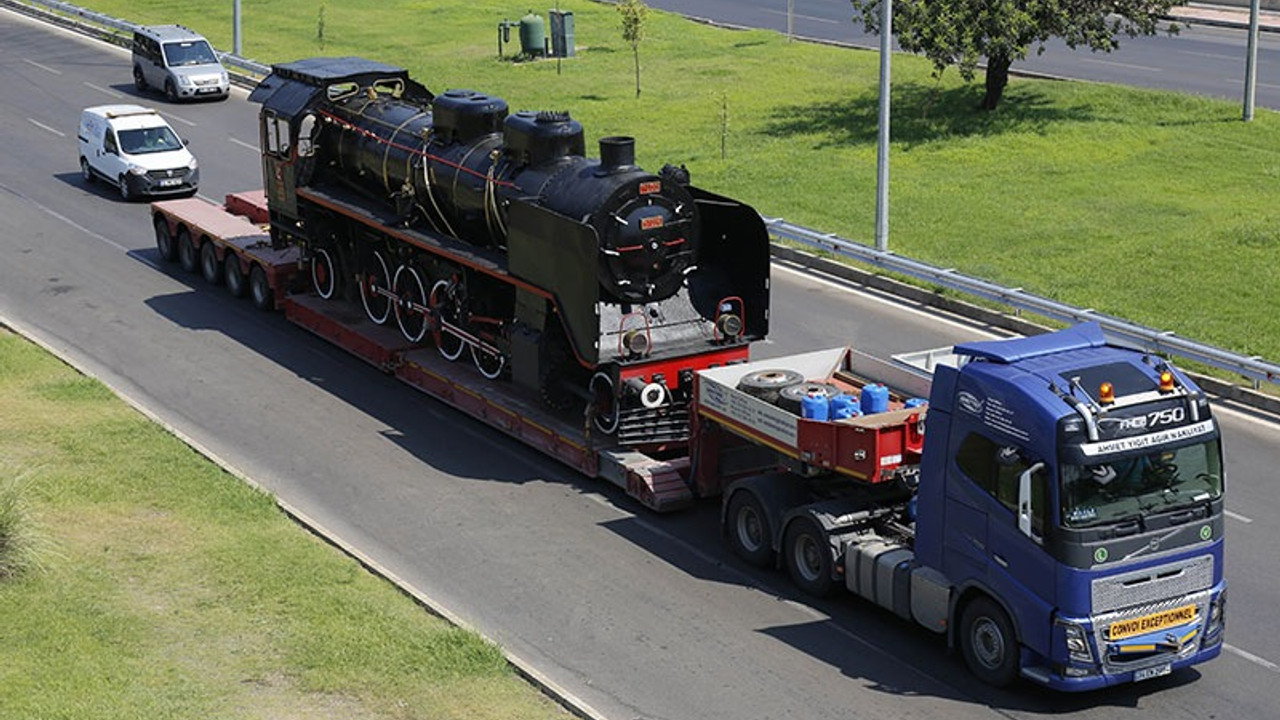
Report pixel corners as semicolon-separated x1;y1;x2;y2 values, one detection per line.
429;279;466;361
359;250;393;325
392;264;429;343
311;247;339;299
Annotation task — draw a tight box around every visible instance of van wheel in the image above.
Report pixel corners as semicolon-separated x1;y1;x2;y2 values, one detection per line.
80;157;94;184
165;79;178;103
133;66;147;91
118;175;133;202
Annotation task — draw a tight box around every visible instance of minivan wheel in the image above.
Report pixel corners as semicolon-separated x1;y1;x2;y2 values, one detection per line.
133;66;147;91
80;157;94;184
165;79;178;102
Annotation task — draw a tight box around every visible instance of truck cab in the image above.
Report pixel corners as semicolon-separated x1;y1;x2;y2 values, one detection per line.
708;323;1226;690
915;323;1226;688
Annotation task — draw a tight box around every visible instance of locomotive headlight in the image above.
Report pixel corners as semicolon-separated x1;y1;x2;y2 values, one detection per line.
639;381;666;409
622;329;650;357
716;313;744;340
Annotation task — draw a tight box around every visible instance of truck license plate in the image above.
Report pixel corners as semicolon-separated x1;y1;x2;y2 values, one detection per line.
1134;664;1171;682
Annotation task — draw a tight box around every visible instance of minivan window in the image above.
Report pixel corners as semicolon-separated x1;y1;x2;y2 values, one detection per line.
118;127;183;155
163;40;218;67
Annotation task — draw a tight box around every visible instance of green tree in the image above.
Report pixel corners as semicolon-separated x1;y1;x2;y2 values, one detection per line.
617;0;649;98
849;0;1183;110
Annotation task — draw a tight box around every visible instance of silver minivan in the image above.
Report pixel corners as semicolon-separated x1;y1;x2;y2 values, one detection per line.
131;25;230;102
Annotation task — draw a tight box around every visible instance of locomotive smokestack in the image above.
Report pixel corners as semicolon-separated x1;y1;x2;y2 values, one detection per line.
598;136;635;174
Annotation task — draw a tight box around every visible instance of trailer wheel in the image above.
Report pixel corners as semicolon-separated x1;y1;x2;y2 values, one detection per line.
960;597;1020;687
249;265;274;311
224;255;246;298
726;491;774;567
154;216;177;262
784;516;834;597
177;229;198;273
200;242;223;286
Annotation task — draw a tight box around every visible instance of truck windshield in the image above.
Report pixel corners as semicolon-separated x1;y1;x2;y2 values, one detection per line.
1060;439;1222;528
118;127;183;155
163;40;218;67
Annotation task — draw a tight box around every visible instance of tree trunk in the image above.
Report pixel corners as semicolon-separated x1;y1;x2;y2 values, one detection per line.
982;53;1011;111
633;46;641;98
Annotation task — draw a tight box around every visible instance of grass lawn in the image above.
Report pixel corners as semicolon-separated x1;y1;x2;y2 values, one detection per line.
0;329;570;720
63;0;1280;365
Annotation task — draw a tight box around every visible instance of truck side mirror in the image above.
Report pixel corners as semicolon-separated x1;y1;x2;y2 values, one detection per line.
1019;461;1045;539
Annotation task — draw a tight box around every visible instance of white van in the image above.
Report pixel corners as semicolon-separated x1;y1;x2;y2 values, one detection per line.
78;105;199;200
132;25;230;102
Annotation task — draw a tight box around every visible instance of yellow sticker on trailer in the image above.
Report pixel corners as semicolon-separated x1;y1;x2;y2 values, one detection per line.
1108;605;1197;640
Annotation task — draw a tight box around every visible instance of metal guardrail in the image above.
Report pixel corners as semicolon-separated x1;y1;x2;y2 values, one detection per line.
6;0;1278;393
767;218;1280;389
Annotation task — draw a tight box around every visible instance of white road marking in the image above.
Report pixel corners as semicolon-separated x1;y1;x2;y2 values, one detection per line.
1223;77;1280;90
1225;643;1280;674
1078;57;1163;72
1225;510;1253;523
229;137;258;151
26;118;65;137
83;80;123;98
163;112;197;127
22;57;61;74
761;8;840;24
1178;50;1240;61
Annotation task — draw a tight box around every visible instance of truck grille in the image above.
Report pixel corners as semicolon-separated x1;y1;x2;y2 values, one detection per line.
1093;592;1211;671
1091;554;1214;614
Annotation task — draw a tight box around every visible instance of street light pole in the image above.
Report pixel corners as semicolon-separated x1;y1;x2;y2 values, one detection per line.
874;0;891;251
1244;0;1260;121
233;0;242;56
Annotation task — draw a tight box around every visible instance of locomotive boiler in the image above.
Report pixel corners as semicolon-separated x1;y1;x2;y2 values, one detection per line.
249;57;770;445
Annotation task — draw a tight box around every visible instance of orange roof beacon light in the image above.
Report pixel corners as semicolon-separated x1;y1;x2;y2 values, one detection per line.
1159;370;1177;393
1098;382;1116;405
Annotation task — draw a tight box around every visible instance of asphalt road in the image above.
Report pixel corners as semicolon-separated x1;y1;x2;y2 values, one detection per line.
649;0;1280;109
2;10;1278;720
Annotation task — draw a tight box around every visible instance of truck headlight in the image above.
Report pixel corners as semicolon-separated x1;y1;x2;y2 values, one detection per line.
1204;592;1226;644
1056;619;1094;663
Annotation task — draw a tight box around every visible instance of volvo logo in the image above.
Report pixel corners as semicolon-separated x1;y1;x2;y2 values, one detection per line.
957;390;984;415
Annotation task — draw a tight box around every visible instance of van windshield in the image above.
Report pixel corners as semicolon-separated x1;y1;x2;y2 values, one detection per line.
163;40;218;67
118;126;183;155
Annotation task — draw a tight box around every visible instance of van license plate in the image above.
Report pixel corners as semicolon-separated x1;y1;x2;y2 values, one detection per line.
159;178;182;187
1134;664;1171;682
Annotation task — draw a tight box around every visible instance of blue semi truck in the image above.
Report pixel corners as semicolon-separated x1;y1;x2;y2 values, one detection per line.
700;323;1226;690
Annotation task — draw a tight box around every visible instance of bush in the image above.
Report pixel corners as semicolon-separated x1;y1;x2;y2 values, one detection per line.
0;471;48;580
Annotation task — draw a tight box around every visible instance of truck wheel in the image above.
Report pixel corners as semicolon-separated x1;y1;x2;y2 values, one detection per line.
154;216;177;262
249;265;274;311
178;230;199;273
225;255;247;298
959;597;1020;687
133;66;147;91
726;491;774;567
201;242;223;285
80;157;94;184
784;516;834;597
165;79;178;103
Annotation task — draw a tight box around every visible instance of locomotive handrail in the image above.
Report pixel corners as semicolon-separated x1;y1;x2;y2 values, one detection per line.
765;216;1280;389
8;0;1276;394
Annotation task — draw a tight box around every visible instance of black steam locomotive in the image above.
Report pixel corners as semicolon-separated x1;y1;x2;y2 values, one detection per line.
249;57;770;445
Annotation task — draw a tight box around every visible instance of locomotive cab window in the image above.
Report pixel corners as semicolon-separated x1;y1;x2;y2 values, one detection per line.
264;113;291;157
297;113;317;158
